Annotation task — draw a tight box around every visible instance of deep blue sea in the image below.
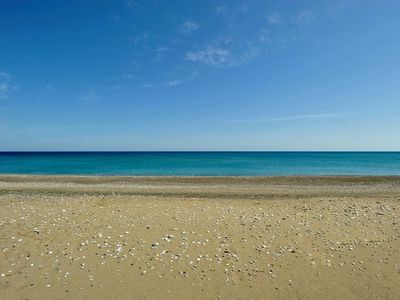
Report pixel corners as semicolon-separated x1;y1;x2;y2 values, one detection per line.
0;152;399;176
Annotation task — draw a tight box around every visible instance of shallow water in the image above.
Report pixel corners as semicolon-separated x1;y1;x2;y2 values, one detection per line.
0;152;399;176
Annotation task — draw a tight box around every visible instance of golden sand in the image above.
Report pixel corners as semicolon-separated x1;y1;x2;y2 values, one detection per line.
0;175;399;299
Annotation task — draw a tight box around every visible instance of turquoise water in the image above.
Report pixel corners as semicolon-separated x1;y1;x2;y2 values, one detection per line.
0;152;399;176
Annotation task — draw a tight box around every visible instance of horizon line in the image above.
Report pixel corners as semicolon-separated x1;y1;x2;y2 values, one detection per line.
1;150;399;153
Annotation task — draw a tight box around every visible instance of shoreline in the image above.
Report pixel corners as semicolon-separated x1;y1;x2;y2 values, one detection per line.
2;175;400;199
2;174;400;184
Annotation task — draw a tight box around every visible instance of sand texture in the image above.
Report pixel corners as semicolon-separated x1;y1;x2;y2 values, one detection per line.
0;175;399;299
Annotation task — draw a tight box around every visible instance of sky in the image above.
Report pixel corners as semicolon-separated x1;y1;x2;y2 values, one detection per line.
1;0;400;151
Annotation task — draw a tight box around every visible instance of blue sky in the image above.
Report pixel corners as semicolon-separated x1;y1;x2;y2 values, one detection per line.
1;0;400;151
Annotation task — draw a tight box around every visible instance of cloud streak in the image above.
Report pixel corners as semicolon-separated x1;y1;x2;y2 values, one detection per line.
186;46;230;67
292;10;316;24
0;71;12;98
164;80;182;87
29;125;89;133
125;0;137;9
267;12;282;24
226;114;341;124
185;43;261;67
258;28;270;43
216;5;248;18
181;21;199;34
79;91;99;103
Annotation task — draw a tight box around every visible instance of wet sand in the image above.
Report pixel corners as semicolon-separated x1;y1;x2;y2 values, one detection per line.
0;175;399;299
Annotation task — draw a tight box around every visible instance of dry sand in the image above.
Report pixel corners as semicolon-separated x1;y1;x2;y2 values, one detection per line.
0;175;399;299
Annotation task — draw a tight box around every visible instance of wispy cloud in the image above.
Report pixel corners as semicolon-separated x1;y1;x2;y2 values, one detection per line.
111;74;137;83
258;28;270;43
186;8;318;69
79;91;99;103
216;5;228;16
125;0;137;9
120;74;135;80
267;12;282;24
44;83;57;90
238;42;261;64
155;46;170;53
154;46;171;61
110;13;123;22
36;133;143;149
107;83;123;90
185;42;261;68
129;32;149;45
29;125;89;133
143;83;154;89
164;80;183;87
215;4;248;18
0;120;10;137
226;114;341;124
292;10;316;24
181;21;199;34
142;80;184;88
0;71;12;98
186;46;230;67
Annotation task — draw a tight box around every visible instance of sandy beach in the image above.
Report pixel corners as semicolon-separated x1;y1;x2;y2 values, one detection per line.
0;175;399;299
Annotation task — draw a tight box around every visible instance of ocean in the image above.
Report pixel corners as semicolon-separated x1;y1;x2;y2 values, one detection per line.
0;152;399;176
